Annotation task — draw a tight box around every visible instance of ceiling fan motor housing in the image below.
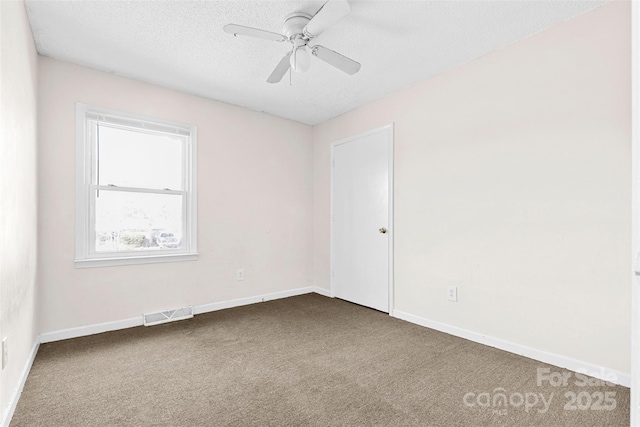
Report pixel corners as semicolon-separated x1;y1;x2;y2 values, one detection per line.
282;12;312;40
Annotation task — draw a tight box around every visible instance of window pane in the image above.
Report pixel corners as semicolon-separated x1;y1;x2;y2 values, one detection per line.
97;125;183;190
94;190;183;253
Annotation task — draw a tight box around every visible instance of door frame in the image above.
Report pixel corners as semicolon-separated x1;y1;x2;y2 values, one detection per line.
330;123;395;315
632;1;639;424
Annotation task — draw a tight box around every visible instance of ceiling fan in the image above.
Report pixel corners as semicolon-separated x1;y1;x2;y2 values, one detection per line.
223;0;361;83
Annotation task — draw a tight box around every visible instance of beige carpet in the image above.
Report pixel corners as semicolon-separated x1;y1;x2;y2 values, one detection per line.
11;294;629;426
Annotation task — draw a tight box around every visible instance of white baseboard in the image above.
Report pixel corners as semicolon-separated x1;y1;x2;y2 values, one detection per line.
393;310;631;388
40;287;318;344
40;317;142;344
193;287;314;315
312;286;333;297
1;340;39;427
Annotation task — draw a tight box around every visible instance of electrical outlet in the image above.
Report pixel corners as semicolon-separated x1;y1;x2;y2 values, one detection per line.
2;338;7;369
447;286;458;302
236;269;245;281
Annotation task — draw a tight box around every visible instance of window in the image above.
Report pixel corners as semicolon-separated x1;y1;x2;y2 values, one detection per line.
75;104;197;267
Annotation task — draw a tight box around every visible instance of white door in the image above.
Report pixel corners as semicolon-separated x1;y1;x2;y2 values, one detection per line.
332;125;392;313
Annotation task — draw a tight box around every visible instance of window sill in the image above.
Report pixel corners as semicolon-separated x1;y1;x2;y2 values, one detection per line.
75;253;199;268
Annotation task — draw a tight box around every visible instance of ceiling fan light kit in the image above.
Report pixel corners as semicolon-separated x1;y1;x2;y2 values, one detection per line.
291;46;311;73
223;0;360;83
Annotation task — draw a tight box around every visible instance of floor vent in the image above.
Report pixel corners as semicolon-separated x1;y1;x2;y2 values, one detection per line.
143;306;194;326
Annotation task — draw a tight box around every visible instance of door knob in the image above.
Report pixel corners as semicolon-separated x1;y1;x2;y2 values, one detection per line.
379;227;387;234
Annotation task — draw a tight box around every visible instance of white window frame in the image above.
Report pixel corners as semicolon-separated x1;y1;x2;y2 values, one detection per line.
75;103;198;268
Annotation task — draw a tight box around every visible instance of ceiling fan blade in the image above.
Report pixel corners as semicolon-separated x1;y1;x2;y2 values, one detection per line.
267;52;292;83
311;45;360;75
304;0;351;38
223;24;287;42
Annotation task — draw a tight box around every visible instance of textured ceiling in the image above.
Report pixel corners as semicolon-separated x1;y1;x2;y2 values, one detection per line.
25;0;606;125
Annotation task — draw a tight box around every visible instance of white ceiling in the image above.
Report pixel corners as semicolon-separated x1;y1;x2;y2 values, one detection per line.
25;0;606;125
